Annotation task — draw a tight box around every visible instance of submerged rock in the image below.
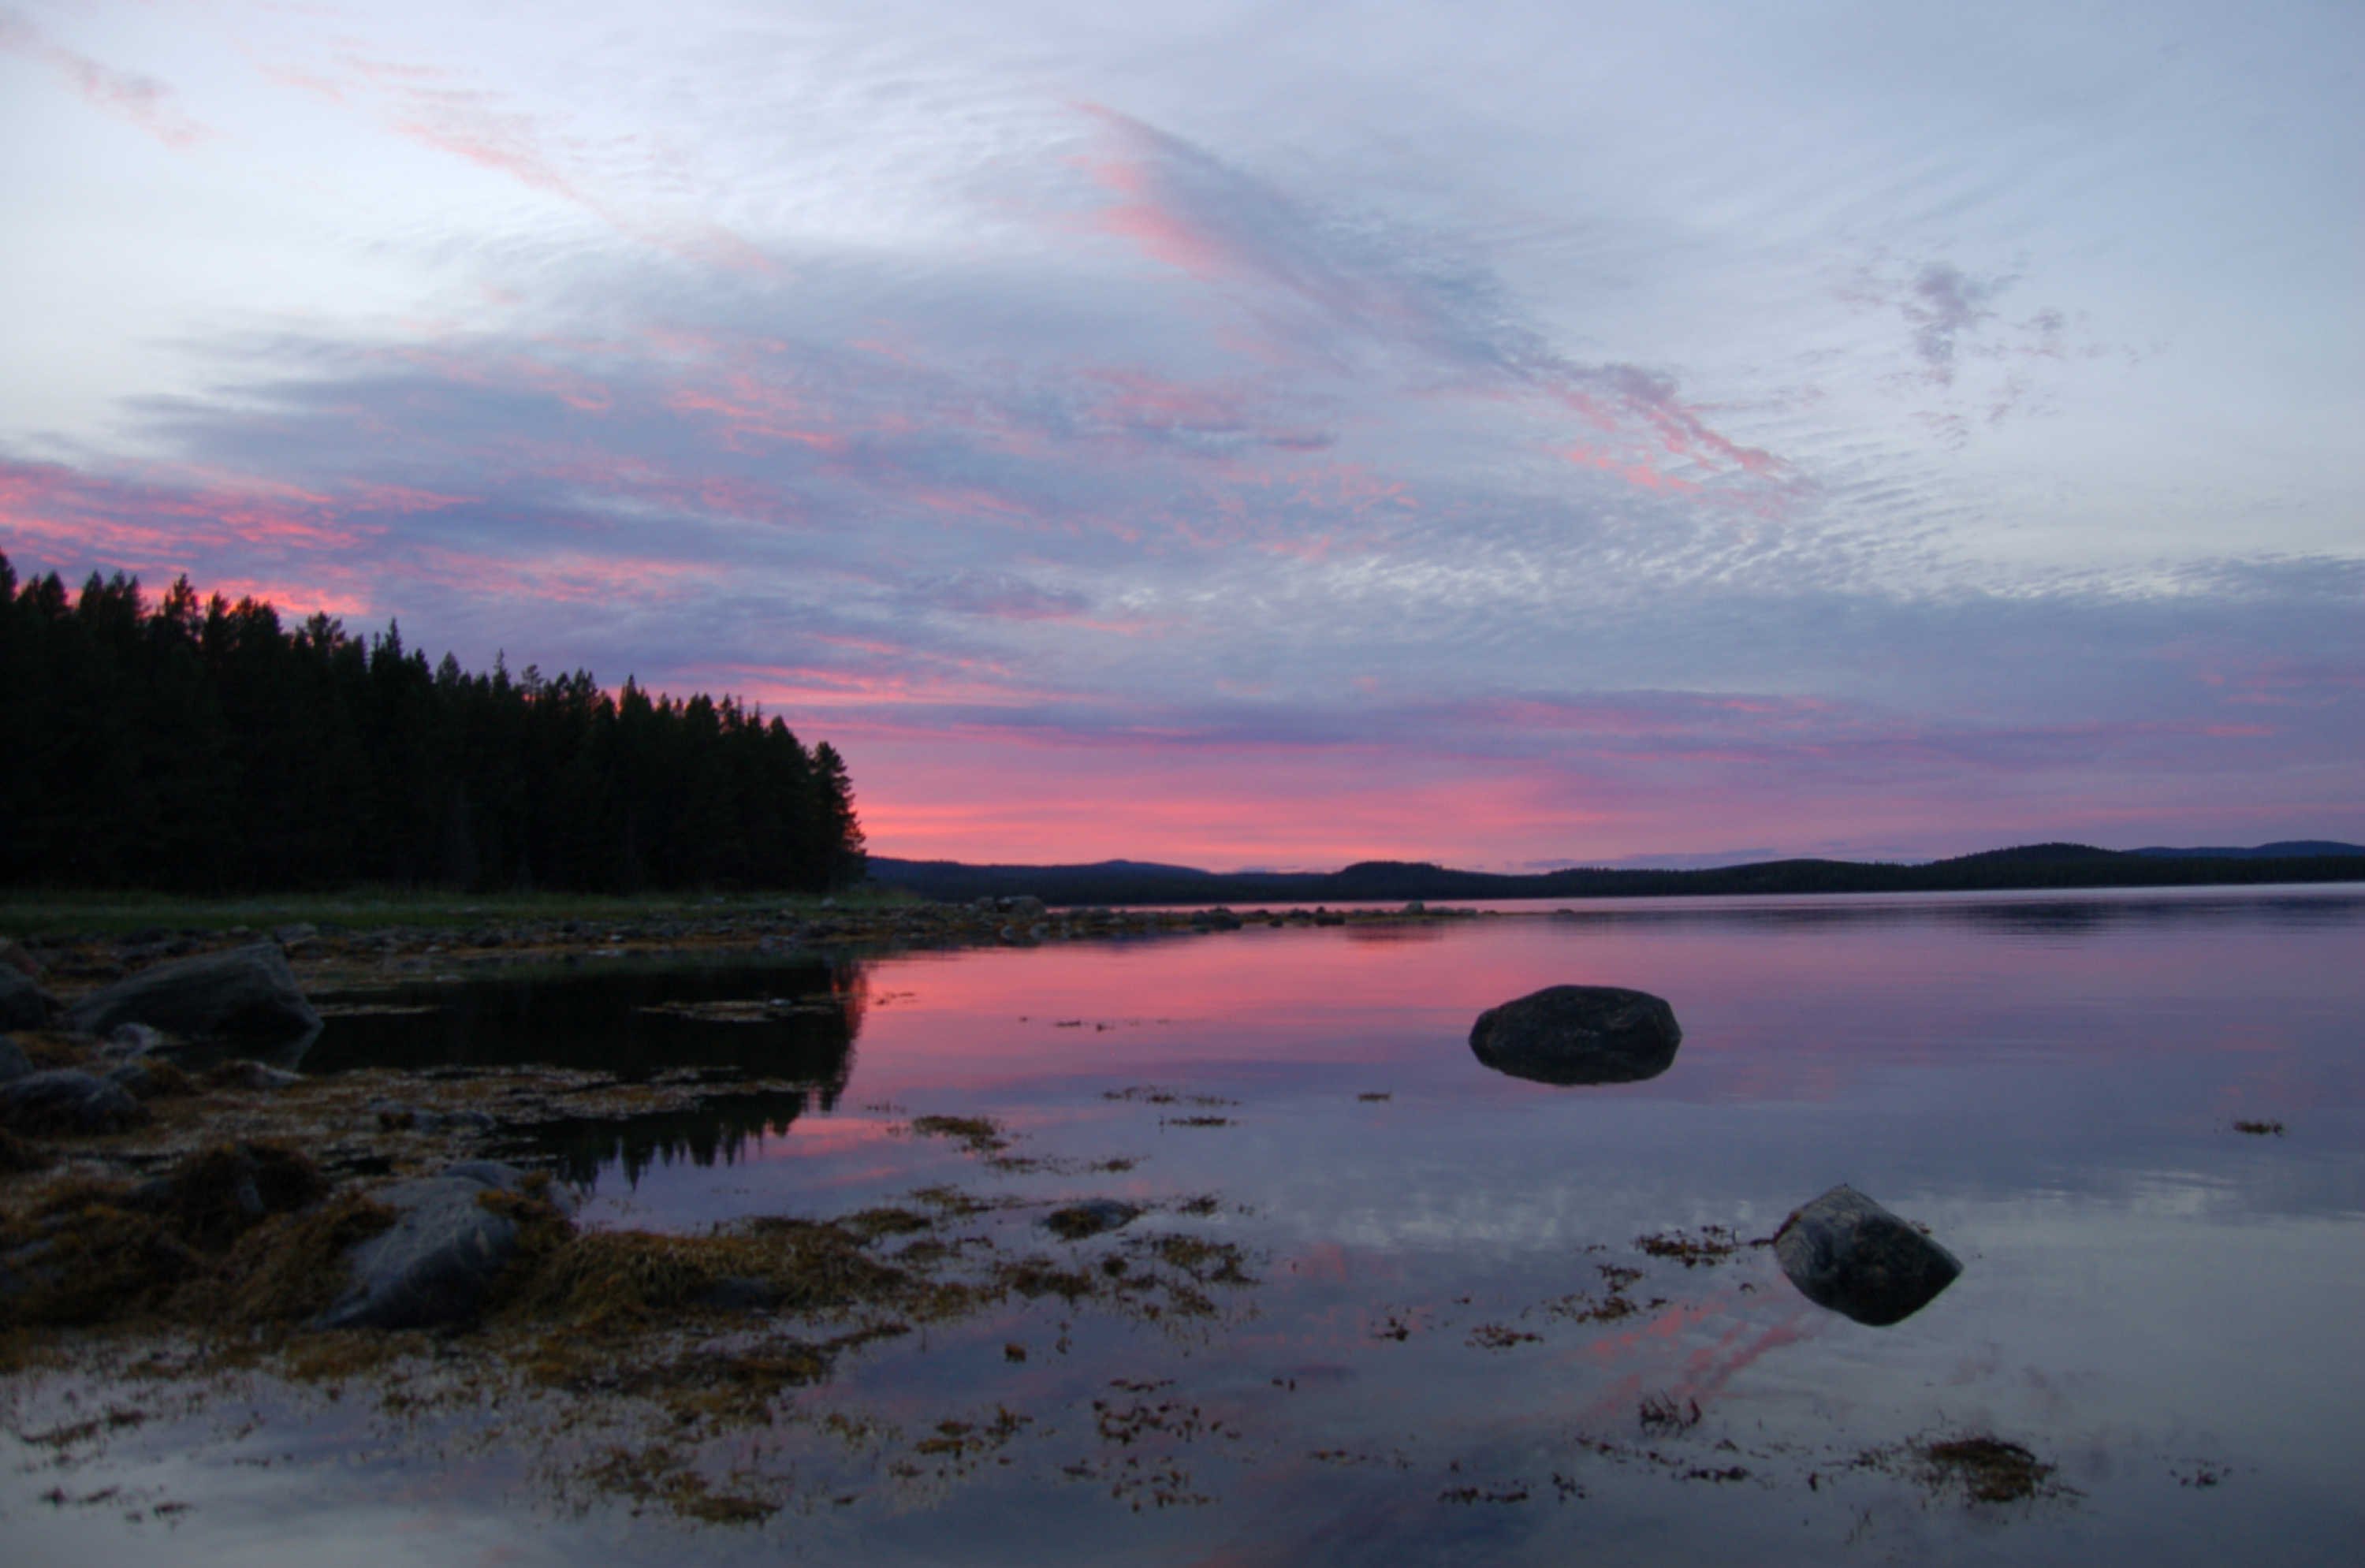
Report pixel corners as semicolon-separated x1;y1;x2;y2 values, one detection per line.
315;1161;535;1331
0;1036;31;1085
0;1068;148;1135
1773;1185;1961;1326
1041;1200;1142;1240
1468;985;1682;1086
64;942;322;1048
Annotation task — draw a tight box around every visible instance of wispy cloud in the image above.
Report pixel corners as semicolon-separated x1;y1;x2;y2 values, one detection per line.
0;9;212;148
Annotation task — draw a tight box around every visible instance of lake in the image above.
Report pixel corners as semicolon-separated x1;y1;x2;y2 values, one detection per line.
8;885;2363;1565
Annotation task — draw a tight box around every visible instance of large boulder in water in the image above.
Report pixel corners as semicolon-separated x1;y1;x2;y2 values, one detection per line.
1468;985;1682;1085
316;1161;538;1331
1773;1185;1962;1326
63;943;320;1048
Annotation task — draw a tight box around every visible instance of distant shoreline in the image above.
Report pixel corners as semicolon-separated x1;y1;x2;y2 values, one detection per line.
867;842;2365;908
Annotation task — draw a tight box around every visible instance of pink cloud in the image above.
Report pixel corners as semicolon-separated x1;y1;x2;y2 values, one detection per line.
0;13;212;149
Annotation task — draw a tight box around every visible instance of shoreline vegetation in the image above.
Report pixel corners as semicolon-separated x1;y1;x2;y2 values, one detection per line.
0;557;865;896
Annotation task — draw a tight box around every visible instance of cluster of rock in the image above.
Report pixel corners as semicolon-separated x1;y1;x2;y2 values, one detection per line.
5;941;539;1334
1466;982;1962;1326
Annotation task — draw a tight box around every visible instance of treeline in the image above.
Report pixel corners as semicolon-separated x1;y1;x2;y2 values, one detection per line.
866;844;2365;907
0;553;864;894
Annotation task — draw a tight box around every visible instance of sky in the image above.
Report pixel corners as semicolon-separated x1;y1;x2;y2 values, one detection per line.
2;0;2359;870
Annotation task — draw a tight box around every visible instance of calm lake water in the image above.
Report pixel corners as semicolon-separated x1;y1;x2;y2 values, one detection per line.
10;885;2365;1565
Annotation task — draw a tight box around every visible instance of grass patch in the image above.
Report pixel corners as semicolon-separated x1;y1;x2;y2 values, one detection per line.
907;1115;1011;1156
1917;1436;2060;1504
1635;1225;1741;1266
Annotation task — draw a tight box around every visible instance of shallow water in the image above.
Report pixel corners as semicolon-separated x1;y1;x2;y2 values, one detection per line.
10;885;2365;1564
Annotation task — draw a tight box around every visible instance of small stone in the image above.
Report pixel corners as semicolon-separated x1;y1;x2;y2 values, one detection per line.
1041;1199;1142;1240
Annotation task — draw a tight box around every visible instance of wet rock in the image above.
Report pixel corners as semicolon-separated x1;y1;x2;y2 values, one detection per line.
316;1161;534;1331
1468;985;1682;1086
0;967;53;1030
0;1037;30;1083
0;1068;149;1135
64;942;322;1048
0;938;41;979
1773;1185;1962;1327
1042;1200;1142;1240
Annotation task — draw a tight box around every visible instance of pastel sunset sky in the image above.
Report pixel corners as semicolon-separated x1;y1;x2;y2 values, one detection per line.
3;1;2359;868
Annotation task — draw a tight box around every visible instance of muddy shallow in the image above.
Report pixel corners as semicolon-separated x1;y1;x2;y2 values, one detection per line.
6;885;2363;1566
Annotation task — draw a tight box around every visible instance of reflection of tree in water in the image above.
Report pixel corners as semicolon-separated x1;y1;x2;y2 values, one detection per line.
528;1086;842;1190
307;955;870;1187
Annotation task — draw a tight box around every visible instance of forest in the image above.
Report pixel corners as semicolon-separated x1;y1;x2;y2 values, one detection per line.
0;553;865;894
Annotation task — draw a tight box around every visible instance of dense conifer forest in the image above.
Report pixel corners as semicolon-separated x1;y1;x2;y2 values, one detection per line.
0;553;865;894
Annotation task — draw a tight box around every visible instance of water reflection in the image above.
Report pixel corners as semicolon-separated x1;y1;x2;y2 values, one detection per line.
307;956;870;1186
13;886;2365;1566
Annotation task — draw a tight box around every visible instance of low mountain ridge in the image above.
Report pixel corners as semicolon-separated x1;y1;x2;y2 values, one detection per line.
866;841;2364;907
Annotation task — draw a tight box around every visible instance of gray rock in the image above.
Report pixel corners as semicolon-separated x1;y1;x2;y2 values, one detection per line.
1042;1199;1142;1239
0;968;52;1030
0;1068;148;1134
316;1162;537;1331
1773;1185;1962;1327
1468;985;1682;1086
0;937;41;979
63;943;321;1046
0;1037;30;1084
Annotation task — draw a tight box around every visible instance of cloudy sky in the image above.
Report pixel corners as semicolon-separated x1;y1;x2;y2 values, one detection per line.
3;0;2359;868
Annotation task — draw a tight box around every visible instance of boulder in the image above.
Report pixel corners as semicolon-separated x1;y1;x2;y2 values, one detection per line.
0;1068;148;1135
315;1162;537;1331
1468;985;1682;1086
0;968;52;1030
1773;1185;1962;1327
1041;1200;1142;1240
63;942;321;1047
0;938;41;979
0;1037;31;1085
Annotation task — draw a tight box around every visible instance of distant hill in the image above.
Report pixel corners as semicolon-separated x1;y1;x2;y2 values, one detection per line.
866;841;2365;907
2129;841;2365;859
